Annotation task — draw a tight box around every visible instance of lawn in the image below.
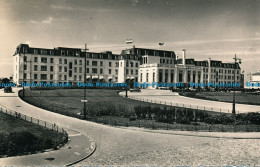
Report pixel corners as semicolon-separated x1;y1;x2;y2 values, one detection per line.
182;91;260;105
0;111;66;157
22;88;169;115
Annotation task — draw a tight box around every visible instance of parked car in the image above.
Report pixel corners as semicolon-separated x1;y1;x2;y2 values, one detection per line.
130;88;141;92
4;86;12;93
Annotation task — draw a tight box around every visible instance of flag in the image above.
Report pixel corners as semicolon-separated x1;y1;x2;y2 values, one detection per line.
159;42;164;46
126;39;133;44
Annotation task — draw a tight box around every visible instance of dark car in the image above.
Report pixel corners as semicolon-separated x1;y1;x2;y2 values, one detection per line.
130;88;141;92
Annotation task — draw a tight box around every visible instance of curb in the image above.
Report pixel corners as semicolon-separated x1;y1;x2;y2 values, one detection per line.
64;135;96;166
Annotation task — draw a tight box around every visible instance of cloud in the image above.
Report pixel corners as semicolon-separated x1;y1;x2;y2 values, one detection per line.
30;20;37;24
29;17;53;24
41;17;53;24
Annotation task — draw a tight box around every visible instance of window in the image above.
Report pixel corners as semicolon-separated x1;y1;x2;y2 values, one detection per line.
59;66;62;72
50;58;53;63
40;74;47;80
74;67;77;73
64;75;67;80
79;75;82;81
59;74;62;80
50;66;53;72
135;62;138;67
130;62;133;67
64;59;67;64
92;61;97;66
140;73;142;82
34;74;37;79
131;69;133;75
41;65;47;71
34;65;37;71
64;67;67;72
50;74;53;80
109;69;111;74
87;60;89;65
126;62;128;67
92;68;97;73
79;67;82;73
116;62;119;67
79;60;82;65
115;69;118;74
100;69;103;74
153;72;155;82
69;62;72;69
136;70;138;75
24;64;27;70
69;71;72;77
24;73;27;79
74;75;77;80
87;68;89;73
74;59;77;65
109;62;112;67
126;69;129;75
34;57;38;62
59;58;62;64
146;73;149;82
100;61;103;66
24;56;27;62
41;57;47;63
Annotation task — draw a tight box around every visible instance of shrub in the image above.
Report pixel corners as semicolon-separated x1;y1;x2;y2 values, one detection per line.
204;114;235;125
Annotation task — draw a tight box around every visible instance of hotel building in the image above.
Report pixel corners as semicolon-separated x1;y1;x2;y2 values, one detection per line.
13;44;242;88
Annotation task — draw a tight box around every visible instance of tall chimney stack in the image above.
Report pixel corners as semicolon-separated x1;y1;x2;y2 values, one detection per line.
182;49;186;65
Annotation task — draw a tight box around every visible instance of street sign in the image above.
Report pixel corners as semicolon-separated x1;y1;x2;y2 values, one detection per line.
81;100;88;103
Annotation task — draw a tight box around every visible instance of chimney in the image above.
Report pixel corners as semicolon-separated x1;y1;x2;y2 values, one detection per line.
182;49;186;65
208;58;211;67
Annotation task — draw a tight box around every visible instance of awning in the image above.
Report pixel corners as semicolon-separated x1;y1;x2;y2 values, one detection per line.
99;76;104;79
86;75;91;79
92;76;98;79
108;77;113;79
131;77;135;79
127;76;131;79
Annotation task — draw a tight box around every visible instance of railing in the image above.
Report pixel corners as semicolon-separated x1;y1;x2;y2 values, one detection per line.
0;103;68;146
88;117;260;132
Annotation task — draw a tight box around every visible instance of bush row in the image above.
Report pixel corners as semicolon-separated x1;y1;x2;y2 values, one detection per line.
0;131;60;157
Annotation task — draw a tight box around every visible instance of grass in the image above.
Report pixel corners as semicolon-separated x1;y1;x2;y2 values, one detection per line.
181;91;260;105
0;111;66;157
21;88;218;116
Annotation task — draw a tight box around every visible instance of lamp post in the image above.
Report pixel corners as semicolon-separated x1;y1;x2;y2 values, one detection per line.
232;54;241;115
83;43;89;119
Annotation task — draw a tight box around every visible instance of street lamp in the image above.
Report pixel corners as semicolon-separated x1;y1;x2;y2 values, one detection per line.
82;43;89;119
232;54;242;115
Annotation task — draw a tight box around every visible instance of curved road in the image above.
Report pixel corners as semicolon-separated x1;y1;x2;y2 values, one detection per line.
0;88;260;165
124;89;260;113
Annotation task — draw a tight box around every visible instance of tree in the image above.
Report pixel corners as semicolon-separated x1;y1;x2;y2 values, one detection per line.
1;78;10;84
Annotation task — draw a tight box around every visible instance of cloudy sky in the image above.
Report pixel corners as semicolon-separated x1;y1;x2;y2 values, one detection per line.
0;0;260;81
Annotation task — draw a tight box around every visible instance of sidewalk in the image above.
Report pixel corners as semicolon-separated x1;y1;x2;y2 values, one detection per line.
0;89;96;166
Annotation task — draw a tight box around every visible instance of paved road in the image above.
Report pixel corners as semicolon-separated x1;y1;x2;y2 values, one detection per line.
123;89;260;113
0;88;260;165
